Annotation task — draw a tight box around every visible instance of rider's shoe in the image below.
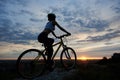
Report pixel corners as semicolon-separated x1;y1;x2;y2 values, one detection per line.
46;60;55;72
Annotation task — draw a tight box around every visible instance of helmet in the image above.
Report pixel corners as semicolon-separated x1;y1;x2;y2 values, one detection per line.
47;13;56;20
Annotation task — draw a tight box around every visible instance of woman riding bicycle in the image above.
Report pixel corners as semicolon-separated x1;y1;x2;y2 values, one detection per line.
38;13;71;69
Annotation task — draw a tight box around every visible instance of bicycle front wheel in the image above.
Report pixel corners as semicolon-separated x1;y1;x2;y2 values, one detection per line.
60;47;77;70
16;49;46;79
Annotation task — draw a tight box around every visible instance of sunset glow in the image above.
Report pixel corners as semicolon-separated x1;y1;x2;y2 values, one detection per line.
78;56;102;60
79;56;87;61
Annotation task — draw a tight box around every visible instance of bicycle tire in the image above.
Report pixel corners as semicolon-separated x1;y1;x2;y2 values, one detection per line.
60;47;77;70
16;49;46;79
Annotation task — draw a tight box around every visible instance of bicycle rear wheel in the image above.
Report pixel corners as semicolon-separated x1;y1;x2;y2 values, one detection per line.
60;47;77;70
16;49;46;79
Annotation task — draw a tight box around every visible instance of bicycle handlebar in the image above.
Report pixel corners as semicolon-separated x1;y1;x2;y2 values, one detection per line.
57;34;71;39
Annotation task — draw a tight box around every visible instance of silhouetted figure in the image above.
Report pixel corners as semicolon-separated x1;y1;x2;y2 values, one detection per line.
38;13;71;70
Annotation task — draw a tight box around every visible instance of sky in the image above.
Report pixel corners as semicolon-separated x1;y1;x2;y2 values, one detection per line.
0;0;120;59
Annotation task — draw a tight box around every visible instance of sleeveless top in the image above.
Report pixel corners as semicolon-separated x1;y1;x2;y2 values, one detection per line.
45;21;55;31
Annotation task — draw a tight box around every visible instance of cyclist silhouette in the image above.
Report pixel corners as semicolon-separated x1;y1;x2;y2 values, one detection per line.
38;13;71;69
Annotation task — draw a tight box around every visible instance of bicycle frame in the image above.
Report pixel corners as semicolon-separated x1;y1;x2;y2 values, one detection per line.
17;34;77;79
42;38;66;60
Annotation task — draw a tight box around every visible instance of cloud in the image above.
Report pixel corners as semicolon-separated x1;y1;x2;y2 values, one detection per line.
0;2;8;15
71;17;109;32
0;0;119;41
20;10;34;15
0;41;37;58
77;43;120;57
0;18;13;28
30;18;42;22
114;7;120;13
0;0;28;6
0;0;119;44
89;44;120;53
47;1;112;33
111;0;120;14
0;18;37;44
86;30;120;42
0;0;40;44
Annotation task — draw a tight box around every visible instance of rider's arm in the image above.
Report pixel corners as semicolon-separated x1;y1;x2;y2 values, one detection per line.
51;31;58;38
52;21;71;35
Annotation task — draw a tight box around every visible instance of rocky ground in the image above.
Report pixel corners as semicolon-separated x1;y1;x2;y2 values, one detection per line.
15;68;82;80
0;60;82;80
0;59;120;80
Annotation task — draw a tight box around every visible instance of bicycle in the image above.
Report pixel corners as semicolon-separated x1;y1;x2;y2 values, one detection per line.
16;34;77;79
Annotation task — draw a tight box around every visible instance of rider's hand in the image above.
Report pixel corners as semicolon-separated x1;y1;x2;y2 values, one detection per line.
56;36;60;39
67;32;71;36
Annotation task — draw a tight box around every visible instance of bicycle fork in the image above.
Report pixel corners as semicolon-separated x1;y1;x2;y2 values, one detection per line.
63;45;71;59
65;50;71;59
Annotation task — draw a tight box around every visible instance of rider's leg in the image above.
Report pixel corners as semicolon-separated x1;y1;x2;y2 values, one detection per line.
44;38;54;71
44;38;54;63
38;32;54;69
